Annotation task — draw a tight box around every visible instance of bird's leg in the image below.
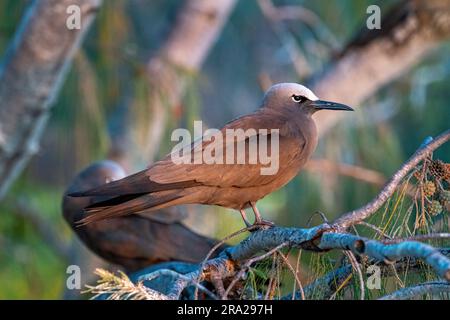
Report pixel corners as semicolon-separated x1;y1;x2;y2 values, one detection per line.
250;202;275;227
239;209;252;228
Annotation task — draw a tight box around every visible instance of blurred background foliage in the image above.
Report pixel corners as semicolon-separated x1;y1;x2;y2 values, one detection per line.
0;0;449;299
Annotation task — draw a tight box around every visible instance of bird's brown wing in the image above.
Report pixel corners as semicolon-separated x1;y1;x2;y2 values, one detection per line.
148;110;303;188
70;110;301;199
74;110;308;224
72;109;306;217
68;169;200;197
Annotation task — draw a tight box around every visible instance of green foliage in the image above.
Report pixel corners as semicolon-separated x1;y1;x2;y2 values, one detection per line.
0;182;67;299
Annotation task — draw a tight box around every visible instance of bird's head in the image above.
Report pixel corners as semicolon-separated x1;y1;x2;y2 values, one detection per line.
62;160;126;224
262;83;353;115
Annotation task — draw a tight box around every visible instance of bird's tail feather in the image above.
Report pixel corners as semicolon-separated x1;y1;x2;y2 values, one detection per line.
77;192;183;226
68;172;200;198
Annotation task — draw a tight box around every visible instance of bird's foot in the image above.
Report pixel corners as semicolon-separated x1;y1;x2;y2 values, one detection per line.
250;219;275;231
248;202;275;229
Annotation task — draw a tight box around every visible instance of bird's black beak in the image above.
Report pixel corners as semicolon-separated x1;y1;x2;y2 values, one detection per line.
310;100;354;111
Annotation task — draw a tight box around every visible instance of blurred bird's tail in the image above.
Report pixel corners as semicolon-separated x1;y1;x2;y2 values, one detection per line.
77;191;184;226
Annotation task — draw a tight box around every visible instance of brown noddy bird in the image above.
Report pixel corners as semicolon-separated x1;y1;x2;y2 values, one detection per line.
63;160;225;271
70;83;353;226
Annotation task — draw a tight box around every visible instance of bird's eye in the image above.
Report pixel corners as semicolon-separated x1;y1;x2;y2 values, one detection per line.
292;95;306;103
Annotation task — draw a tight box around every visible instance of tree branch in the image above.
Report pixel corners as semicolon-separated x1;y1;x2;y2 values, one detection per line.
0;0;102;200
138;269;217;300
333;129;450;230
318;233;450;280
130;227;450;299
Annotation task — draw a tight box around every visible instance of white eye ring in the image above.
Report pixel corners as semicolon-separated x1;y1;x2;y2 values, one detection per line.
292;95;304;103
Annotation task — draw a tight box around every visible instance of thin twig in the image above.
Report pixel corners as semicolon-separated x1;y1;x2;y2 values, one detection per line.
223;242;288;299
344;251;365;300
194;225;257;300
329;274;353;300
292;249;303;299
264;253;278;300
278;251;305;300
334;130;450;230
357;221;392;239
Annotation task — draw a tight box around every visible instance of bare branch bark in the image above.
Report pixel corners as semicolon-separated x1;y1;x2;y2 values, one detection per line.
318;233;450;280
138;269;217;300
310;0;450;136
0;0;102;200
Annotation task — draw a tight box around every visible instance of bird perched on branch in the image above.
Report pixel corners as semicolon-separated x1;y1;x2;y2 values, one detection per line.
70;83;353;227
63;160;224;271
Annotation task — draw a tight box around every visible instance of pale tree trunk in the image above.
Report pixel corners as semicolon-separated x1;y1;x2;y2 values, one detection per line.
311;0;450;136
0;0;102;200
109;0;237;171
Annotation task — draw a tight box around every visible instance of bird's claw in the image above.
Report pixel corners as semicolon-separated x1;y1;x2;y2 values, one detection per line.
249;219;275;231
